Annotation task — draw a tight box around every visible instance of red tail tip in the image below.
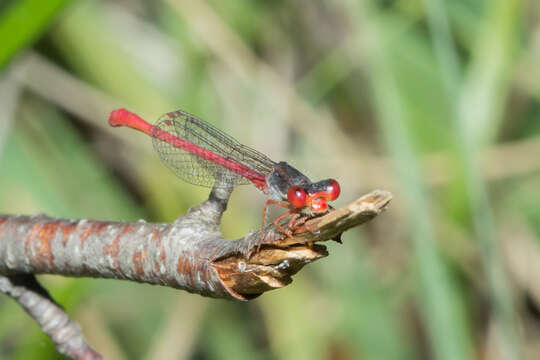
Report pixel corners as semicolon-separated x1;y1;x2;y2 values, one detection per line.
109;108;129;127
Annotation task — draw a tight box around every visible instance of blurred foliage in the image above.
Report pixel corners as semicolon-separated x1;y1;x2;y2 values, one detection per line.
0;0;539;359
0;0;71;69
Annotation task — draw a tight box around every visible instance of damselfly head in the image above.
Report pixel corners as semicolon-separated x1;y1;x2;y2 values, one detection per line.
287;179;340;213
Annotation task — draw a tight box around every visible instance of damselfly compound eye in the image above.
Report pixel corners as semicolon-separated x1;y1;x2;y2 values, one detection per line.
325;179;341;200
287;186;307;208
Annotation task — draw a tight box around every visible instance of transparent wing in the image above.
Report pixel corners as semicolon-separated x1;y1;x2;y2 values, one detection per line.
151;110;275;188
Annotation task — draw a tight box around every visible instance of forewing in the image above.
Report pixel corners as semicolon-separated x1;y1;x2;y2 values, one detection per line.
151;110;275;188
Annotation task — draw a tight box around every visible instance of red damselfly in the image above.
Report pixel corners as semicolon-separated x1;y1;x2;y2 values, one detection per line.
109;108;340;242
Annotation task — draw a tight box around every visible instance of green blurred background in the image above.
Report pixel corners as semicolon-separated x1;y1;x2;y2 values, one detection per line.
0;0;537;359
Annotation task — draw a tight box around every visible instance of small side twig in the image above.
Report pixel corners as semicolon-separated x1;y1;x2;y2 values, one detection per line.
0;274;102;359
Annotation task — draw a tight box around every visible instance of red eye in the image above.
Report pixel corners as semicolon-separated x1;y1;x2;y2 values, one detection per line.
287;186;307;208
326;179;341;200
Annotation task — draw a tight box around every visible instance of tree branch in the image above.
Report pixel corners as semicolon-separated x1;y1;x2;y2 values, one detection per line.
0;186;391;358
0;189;391;300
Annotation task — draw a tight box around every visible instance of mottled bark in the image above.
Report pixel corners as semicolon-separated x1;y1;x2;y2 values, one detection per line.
0;185;391;358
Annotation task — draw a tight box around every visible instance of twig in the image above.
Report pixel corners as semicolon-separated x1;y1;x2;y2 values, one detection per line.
0;274;102;359
0;187;391;300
